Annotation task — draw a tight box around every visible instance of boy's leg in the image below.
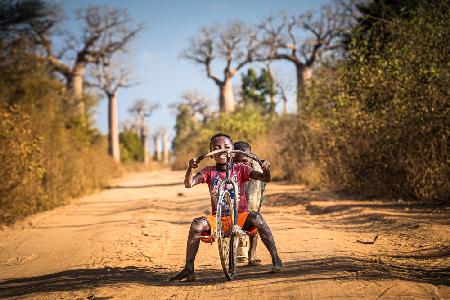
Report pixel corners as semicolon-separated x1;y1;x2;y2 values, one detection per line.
248;235;261;265
243;212;282;272
237;236;249;263
169;217;210;281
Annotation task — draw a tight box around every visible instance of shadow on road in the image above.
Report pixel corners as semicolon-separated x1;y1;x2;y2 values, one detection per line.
265;193;450;226
1;257;448;298
105;182;184;189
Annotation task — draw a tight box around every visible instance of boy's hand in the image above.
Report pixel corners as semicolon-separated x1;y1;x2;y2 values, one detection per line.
261;160;271;172
250;159;272;182
188;158;199;169
185;158;202;188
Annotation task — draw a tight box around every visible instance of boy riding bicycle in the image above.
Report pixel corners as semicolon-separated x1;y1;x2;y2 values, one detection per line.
169;133;282;282
234;141;265;266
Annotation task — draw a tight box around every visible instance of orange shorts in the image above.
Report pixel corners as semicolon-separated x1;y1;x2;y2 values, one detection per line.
201;212;257;243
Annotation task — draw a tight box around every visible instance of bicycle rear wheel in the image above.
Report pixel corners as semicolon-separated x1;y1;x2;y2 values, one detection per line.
216;190;238;280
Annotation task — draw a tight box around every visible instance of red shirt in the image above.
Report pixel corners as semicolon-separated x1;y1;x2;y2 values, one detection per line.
199;163;252;214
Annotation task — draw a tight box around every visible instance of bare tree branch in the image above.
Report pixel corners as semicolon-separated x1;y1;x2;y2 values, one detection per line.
90;50;136;97
182;21;258;111
129;98;160;117
259;3;352;67
258;3;354;113
128;98;160;147
73;5;143;65
181;90;211;123
31;4;142;105
182;27;223;86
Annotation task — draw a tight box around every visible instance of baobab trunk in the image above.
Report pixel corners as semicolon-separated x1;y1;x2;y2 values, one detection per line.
143;129;150;164
219;78;235;112
296;65;312;114
282;99;288;116
267;65;276;115
162;132;169;165
269;93;276;115
71;64;86;119
153;134;161;161
108;93;120;163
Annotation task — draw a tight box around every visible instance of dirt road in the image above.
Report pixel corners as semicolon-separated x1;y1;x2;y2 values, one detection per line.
0;171;449;299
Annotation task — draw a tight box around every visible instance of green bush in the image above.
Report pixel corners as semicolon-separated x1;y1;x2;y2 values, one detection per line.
324;2;449;201
119;130;144;163
172;106;270;170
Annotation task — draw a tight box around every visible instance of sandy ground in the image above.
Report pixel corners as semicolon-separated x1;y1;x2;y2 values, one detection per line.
0;170;449;299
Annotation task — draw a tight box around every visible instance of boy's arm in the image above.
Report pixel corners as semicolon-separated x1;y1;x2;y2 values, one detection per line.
184;158;204;188
249;160;271;183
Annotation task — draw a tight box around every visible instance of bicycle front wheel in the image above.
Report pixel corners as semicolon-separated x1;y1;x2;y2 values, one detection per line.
216;190;238;280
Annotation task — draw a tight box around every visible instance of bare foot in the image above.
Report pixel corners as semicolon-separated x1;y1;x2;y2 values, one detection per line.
248;258;261;266
237;256;248;263
270;259;282;273
270;266;282;273
168;269;196;282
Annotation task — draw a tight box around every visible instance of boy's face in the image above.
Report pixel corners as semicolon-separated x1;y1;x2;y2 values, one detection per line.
234;148;252;166
210;136;233;164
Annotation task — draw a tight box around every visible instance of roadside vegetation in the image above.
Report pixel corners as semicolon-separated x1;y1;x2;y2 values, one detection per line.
172;1;449;202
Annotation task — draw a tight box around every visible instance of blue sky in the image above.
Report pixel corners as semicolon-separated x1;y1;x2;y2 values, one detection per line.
60;0;331;147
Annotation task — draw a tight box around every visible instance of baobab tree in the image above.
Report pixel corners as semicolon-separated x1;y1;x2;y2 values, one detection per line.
128;99;159;163
170;90;212;153
183;22;258;112
91;51;134;163
273;70;294;116
161;128;170;165
278;82;289;116
34;5;142;118
180;90;211;124
152;129;163;161
265;63;276;115
258;3;351;113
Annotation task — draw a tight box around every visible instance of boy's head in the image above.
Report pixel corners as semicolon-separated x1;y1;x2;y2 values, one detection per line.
210;132;233;164
233;141;252;166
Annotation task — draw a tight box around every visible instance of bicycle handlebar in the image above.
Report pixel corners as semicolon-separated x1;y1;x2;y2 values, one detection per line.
195;149;263;166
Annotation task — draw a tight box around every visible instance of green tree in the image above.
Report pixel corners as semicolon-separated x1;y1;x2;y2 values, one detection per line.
172;104;200;152
119;130;144;163
240;67;276;114
350;0;422;52
171;101;271;170
0;0;58;57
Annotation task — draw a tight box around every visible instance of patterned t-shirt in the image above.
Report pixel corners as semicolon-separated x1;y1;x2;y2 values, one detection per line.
199;163;253;214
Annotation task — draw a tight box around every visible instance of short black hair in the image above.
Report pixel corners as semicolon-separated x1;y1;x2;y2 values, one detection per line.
210;132;233;149
234;141;251;152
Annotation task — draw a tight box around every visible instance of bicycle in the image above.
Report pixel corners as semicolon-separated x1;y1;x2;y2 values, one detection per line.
194;148;263;280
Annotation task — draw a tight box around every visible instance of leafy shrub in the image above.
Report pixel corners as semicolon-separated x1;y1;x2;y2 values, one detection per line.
119;130;144;163
324;2;449;201
0;105;45;223
172;106;269;169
